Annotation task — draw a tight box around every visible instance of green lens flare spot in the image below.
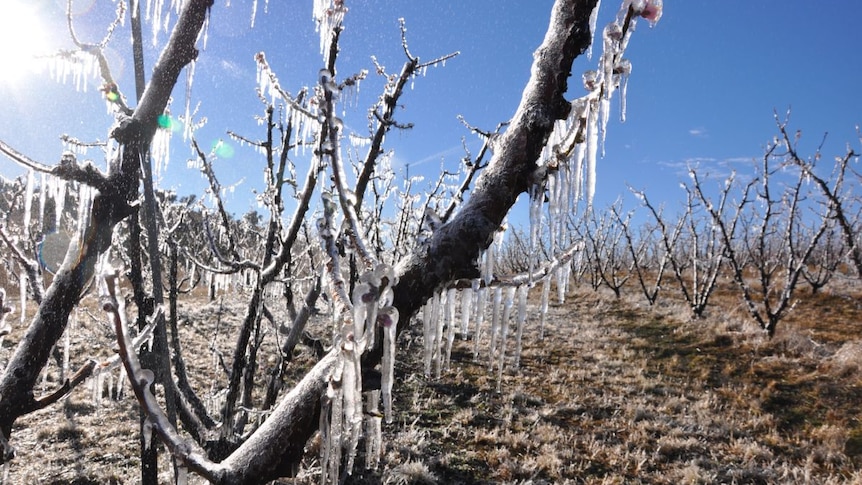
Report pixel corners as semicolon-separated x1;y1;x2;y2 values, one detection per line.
212;140;235;158
157;114;173;129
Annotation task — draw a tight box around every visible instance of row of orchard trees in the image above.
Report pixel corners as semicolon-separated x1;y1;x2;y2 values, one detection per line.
0;0;663;483
535;116;859;336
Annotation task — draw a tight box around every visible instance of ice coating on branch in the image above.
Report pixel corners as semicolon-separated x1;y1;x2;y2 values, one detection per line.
632;0;664;26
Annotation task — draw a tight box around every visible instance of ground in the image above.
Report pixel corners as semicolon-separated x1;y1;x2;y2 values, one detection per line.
2;278;862;484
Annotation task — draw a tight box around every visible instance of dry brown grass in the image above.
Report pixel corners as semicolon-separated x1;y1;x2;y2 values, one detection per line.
1;277;861;484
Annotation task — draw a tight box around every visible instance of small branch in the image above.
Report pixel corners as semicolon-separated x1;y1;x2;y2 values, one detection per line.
0;224;44;305
25;360;97;414
101;270;225;482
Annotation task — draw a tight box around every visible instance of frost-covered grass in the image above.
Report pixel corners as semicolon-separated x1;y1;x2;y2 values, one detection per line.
2;279;862;484
345;282;862;484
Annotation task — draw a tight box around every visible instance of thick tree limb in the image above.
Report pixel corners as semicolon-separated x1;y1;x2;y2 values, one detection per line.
0;0;212;465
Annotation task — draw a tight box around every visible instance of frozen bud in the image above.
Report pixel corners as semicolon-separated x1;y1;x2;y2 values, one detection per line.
353;282;377;304
604;23;622;41
583;70;598;91
60;151;77;166
319;68;332;85
377;306;399;328
639;0;663;26
614;58;632;76
138;369;156;388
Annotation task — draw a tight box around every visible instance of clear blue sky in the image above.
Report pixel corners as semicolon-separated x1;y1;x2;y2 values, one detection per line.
1;1;860;223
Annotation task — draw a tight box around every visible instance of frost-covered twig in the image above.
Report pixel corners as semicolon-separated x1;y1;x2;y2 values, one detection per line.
0;225;44;306
440;119;502;223
0;142;112;193
64;0;132;114
101;270;226;482
0;289;12;339
26;360;97;414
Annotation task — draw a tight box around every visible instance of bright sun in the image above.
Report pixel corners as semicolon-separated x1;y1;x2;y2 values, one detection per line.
0;1;50;85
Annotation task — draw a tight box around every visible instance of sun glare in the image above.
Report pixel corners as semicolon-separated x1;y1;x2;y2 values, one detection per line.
0;1;50;85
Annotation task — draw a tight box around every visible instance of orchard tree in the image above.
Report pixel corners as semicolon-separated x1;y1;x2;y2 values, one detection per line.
0;0;662;483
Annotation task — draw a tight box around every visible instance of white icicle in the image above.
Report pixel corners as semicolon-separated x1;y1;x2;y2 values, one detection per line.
586;99;599;209
323;360;344;484
434;291;446;378
547;169;558;255
341;348;360;471
617;59;632;122
587;0;602;59
472;285;487;361
460;286;473;340
381;307;398;423
20;170;34;324
62;312;73;381
38;173;46;232
54;178;67;230
422;298;433;378
514;285;528;369
444;287;457;370
528;182;543;281
556;266;567;305
488;287;503;368
539;277;551;340
496;286;516;391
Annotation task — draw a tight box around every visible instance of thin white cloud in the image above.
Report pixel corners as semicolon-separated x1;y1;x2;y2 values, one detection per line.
688;127;707;137
219;59;245;78
408;143;469;169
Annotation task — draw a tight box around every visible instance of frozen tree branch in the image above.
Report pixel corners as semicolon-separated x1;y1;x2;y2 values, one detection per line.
0;0;211;467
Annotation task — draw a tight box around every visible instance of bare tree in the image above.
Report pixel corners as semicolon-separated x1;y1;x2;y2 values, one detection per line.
637;184;726;318
780;118;861;280
691;117;830;336
576;203;631;298
613;196;669;305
